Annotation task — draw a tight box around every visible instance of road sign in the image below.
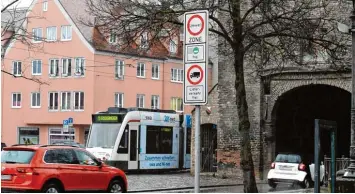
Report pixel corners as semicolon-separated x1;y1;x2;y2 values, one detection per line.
183;10;208;105
63;120;69;132
68;117;73;127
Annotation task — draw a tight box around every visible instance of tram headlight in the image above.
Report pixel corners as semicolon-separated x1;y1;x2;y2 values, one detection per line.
104;153;111;161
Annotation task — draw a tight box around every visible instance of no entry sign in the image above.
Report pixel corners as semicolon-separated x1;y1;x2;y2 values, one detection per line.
183;10;208;105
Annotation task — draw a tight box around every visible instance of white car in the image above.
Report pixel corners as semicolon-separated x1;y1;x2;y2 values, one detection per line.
267;153;325;188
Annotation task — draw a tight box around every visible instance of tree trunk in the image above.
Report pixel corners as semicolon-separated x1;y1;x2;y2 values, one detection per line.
234;48;258;193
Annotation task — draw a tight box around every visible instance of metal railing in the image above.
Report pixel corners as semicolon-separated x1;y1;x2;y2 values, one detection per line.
324;155;350;182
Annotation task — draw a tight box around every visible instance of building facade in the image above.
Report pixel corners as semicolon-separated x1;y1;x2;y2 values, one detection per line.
1;0;206;146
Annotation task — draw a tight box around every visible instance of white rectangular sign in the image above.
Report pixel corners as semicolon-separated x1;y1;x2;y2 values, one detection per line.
183;10;208;105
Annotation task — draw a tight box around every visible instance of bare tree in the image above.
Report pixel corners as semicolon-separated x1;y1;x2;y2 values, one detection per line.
1;0;49;85
84;0;350;192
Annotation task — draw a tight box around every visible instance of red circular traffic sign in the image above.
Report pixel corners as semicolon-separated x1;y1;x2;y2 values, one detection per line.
187;65;203;85
187;15;204;36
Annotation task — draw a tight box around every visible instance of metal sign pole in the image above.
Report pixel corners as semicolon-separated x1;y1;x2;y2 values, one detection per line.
314;119;320;193
195;105;201;193
331;130;336;193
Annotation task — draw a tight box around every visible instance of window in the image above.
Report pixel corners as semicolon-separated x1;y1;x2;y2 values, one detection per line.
32;28;42;42
43;0;48;11
43;149;77;164
18;127;39;144
74;150;99;166
49;59;59;77
146;126;173;154
62;58;72;76
32;60;42;75
61;25;72;41
152;64;159;79
12;93;21;108
140;32;148;48
74;58;85;76
115;60;124;79
1;150;35;164
136;94;145;108
48;128;75;144
31;92;41;108
171;68;183;82
171;97;183;112
48;92;59;110
74;92;84;110
151;95;159;109
109;30;117;43
169;40;177;53
61;92;71;111
46;26;56;41
115;93;124;108
12;61;22;76
137;62;145;77
117;127;128;153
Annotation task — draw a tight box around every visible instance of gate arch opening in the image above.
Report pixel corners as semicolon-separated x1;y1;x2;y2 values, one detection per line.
271;84;350;162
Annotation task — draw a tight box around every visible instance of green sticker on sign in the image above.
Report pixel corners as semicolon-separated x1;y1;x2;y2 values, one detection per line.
193;47;199;54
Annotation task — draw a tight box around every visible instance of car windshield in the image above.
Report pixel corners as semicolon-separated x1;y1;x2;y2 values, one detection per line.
1;150;35;164
86;123;121;148
275;154;301;163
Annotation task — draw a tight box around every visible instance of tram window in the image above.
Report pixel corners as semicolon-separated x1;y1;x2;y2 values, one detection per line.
117;127;128;153
146;126;173;154
186;127;191;154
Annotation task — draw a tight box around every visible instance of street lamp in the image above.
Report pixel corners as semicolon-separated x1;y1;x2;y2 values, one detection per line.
343;0;355;179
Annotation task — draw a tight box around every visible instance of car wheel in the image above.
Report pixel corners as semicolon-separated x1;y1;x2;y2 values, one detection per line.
302;177;311;189
268;180;277;189
107;179;126;193
41;182;62;193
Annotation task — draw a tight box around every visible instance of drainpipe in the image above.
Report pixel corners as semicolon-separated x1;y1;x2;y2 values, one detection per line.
162;59;165;109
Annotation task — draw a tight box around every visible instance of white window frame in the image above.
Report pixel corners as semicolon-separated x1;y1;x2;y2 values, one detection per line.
151;95;159;109
169;40;177;53
109;30;117;44
46;26;56;41
61;91;71;111
61;58;72;77
32;60;42;75
61;25;72;41
115;60;124;79
74;57;85;76
152;64;160;80
12;61;22;76
171;68;183;83
136;94;145;108
48;128;75;144
43;0;48;11
137;62;145;78
32;28;43;43
31;92;41;108
49;59;59;77
171;97;183;112
140;32;148;48
73;91;84;111
48;92;59;111
115;93;124;108
12;92;21;108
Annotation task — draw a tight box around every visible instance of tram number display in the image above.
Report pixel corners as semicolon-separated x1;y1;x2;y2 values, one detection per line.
92;114;122;123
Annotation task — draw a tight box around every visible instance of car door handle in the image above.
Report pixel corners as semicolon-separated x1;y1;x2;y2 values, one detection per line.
82;168;88;171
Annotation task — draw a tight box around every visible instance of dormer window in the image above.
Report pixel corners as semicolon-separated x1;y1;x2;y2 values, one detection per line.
109;30;117;44
140;32;148;48
170;40;177;53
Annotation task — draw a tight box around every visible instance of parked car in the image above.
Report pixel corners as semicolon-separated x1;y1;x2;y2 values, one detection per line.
267;153;325;188
1;144;127;193
1;142;6;151
51;141;85;148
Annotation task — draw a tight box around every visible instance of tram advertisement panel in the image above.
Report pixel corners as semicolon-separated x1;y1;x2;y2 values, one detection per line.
139;154;179;169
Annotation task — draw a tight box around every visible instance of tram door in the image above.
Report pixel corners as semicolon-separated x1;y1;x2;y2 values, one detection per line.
128;123;139;170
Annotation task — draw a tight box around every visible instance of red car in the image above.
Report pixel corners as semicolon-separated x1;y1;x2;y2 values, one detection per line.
1;144;128;193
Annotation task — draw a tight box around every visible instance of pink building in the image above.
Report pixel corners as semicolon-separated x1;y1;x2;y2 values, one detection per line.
1;0;208;146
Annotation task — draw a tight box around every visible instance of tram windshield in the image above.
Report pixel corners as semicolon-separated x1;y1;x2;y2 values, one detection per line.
86;123;121;148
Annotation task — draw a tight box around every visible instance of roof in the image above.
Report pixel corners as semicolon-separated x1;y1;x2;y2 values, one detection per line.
1;8;28;31
5;144;84;150
58;0;183;59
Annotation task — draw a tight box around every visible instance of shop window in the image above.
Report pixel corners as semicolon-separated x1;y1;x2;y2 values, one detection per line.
18;127;39;145
49;128;75;144
117;127;128;153
146;126;173;154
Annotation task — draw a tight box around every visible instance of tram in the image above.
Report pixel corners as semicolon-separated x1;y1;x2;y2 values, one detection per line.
86;107;191;171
